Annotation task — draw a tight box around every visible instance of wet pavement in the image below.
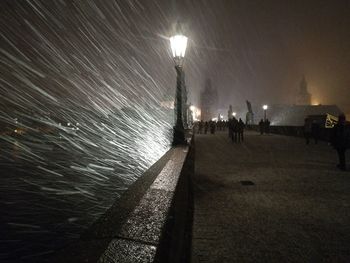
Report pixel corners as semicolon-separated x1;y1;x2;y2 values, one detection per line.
191;130;350;263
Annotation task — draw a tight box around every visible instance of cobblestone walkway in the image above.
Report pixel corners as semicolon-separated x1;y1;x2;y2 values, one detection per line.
191;131;350;263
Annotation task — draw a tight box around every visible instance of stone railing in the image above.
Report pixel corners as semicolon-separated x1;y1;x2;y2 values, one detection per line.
52;138;194;262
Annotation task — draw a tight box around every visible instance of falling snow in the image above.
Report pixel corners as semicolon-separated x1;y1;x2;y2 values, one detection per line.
1;0;350;261
0;1;174;260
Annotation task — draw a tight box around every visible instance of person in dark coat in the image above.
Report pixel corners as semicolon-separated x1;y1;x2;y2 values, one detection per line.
330;114;349;171
232;117;238;142
259;119;264;135
204;121;209;134
198;121;203;134
238;118;245;142
210;121;216;134
228;119;233;139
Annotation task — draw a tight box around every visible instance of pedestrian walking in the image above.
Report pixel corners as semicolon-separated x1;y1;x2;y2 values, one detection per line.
238;118;245;142
210;121;216;134
198;121;203;134
330;114;349;171
232;117;238;142
259;119;264;135
204;121;209;134
228;119;233;139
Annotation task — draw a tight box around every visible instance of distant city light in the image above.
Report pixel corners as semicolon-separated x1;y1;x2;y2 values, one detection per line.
189;106;201;121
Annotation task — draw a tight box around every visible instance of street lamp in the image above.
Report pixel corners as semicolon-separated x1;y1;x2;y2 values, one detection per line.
262;105;268;121
232;112;237;117
170;26;188;145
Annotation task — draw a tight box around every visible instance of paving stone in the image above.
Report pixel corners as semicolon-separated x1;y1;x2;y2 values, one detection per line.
191;131;350;263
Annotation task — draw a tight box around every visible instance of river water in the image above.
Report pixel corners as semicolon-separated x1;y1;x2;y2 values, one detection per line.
0;107;172;261
0;1;180;261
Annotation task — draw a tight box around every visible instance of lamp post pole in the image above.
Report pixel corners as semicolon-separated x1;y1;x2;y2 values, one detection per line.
263;105;268;121
170;28;188;145
173;65;186;145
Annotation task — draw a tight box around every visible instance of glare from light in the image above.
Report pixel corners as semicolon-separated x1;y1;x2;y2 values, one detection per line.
170;35;188;58
232;112;236;116
263;105;268;110
190;106;202;122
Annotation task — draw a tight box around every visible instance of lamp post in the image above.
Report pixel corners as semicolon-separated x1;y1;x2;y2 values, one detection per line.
170;29;188;145
262;105;268;121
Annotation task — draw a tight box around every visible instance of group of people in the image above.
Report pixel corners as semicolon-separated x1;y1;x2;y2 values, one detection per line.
197;120;228;135
258;119;271;135
228;117;245;142
194;113;349;172
195;118;246;143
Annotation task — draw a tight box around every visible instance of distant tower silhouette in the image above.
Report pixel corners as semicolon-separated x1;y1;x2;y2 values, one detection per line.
228;105;233;120
296;75;311;105
200;78;218;121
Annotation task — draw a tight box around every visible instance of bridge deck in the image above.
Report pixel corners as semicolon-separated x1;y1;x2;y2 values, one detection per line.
191;130;350;263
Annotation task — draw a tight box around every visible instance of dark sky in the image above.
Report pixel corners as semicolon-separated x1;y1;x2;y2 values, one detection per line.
174;0;350;111
1;0;349;114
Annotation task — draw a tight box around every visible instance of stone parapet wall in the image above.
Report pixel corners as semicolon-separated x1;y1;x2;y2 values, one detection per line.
52;139;194;262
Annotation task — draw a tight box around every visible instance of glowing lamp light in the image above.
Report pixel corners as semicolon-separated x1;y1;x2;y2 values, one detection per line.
232;112;237;117
263;105;268;121
190;105;195;111
170;35;188;58
170;34;188;66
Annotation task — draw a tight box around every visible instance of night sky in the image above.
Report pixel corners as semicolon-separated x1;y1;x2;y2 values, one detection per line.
176;0;350;111
1;0;349;114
